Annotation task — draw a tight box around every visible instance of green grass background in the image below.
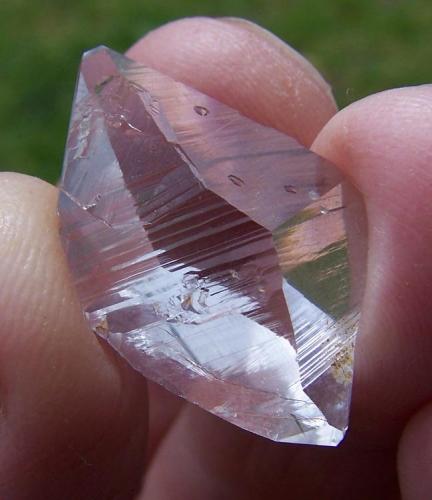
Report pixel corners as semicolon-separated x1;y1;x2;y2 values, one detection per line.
1;0;431;183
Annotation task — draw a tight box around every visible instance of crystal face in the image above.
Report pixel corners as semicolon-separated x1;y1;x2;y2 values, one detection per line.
58;47;365;446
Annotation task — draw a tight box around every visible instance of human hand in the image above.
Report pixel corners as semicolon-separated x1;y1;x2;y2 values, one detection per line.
1;18;431;499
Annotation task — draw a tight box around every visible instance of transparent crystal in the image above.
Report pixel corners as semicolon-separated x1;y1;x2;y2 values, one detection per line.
58;47;365;446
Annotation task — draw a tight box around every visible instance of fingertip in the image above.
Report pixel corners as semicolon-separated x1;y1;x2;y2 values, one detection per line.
127;17;336;146
0;172;57;231
219;16;335;103
312;85;432;199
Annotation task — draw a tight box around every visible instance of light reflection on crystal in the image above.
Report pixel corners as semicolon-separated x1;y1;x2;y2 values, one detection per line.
58;46;365;446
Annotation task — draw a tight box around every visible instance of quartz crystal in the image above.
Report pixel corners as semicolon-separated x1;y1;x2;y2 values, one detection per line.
59;47;365;446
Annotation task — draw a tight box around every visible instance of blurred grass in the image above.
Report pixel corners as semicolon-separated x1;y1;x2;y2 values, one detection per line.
0;0;431;183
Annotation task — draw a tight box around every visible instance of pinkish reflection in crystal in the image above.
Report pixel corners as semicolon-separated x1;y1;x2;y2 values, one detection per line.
58;47;365;446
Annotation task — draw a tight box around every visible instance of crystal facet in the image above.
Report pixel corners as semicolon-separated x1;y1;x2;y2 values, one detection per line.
58;47;365;446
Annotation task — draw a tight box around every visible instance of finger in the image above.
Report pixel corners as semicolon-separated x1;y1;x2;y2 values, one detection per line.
127;16;336;147
0;173;148;499
313;85;432;443
398;401;432;500
125;18;346;500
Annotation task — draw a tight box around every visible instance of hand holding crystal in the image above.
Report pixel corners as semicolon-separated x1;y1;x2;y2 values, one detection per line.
0;18;431;499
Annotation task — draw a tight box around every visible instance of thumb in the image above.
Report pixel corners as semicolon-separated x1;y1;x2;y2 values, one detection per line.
0;173;148;499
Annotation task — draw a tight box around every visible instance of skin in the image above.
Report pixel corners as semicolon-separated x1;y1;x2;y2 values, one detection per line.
0;17;431;499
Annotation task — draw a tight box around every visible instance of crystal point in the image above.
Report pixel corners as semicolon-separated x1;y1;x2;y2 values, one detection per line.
59;47;365;446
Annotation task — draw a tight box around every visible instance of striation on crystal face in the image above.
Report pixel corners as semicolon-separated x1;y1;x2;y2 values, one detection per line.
58;46;365;446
